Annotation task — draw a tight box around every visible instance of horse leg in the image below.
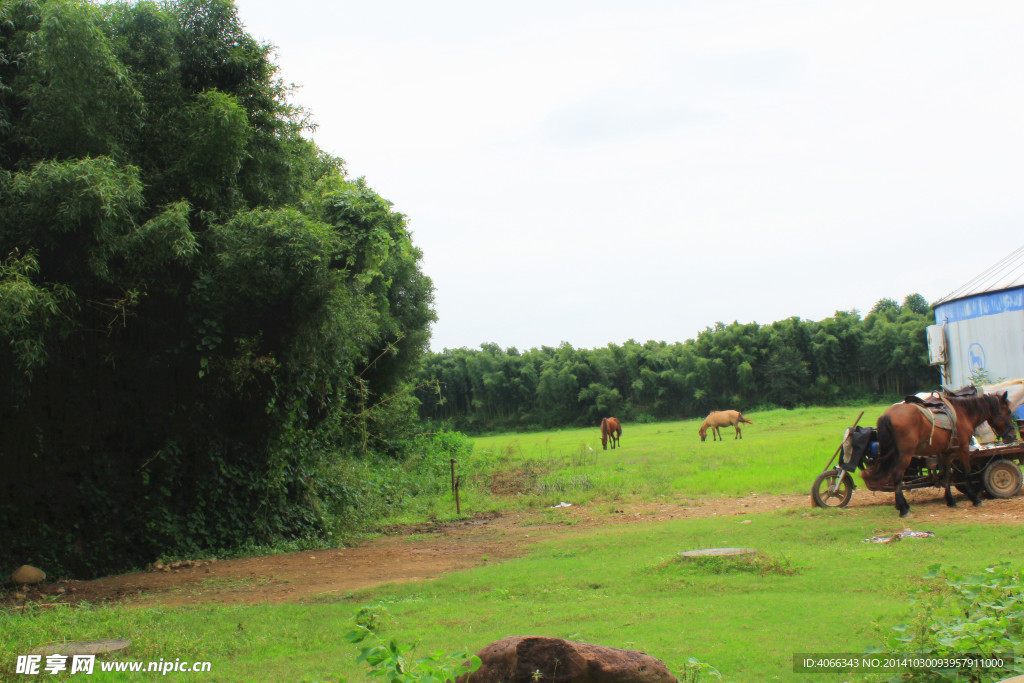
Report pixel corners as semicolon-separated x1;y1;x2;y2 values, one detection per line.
942;466;957;507
891;432;921;517
952;450;983;507
735;424;741;439
893;471;911;518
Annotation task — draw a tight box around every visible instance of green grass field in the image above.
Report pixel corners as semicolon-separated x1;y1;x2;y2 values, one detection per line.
5;404;1020;682
465;405;882;505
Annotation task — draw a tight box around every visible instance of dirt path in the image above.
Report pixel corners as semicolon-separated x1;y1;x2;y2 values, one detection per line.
9;491;1024;608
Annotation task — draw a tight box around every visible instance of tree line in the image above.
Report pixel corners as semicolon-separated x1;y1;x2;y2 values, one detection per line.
0;0;434;576
415;294;938;432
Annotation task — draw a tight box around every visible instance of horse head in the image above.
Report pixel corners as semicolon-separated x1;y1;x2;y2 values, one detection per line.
986;391;1019;443
698;425;707;442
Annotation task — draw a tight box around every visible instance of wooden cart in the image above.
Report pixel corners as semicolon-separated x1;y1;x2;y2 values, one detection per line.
811;411;1024;508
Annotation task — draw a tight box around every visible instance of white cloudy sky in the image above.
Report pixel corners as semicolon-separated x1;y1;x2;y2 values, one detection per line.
234;0;1024;351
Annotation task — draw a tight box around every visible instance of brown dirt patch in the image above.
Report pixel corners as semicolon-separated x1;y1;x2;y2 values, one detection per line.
6;490;1024;609
487;464;543;496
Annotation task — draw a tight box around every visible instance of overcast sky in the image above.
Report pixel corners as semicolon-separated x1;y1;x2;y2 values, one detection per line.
234;0;1024;352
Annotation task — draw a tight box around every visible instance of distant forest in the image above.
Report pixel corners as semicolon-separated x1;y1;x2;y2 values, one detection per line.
415;294;938;432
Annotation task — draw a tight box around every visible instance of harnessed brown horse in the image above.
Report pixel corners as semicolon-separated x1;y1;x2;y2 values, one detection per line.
863;392;1018;517
601;417;621;450
699;410;753;441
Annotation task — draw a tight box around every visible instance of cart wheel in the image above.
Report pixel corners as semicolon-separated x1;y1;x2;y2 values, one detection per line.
811;468;854;508
983;459;1023;499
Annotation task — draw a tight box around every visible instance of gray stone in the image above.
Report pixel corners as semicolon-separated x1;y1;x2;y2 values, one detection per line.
677;547;757;558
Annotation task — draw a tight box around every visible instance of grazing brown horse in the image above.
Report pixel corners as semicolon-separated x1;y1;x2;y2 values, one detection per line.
862;392;1017;517
601;417;621;450
699;410;753;441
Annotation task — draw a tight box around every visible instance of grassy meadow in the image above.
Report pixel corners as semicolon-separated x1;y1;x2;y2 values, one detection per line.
453;404;883;512
5;404;1022;682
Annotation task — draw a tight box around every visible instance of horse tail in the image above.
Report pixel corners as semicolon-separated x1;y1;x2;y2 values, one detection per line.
863;414;898;487
738;414;753;424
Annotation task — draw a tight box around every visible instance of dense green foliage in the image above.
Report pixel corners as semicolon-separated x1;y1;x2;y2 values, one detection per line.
0;0;434;577
874;563;1024;682
417;294;937;431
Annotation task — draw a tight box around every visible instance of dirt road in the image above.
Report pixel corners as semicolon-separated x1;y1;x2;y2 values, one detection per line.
8;490;1024;608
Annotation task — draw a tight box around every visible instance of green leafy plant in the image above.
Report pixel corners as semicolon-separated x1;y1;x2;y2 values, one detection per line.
343;605;481;682
969;367;1006;387
870;563;1024;681
678;656;722;682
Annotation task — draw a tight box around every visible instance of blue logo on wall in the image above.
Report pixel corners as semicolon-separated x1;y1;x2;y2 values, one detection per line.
968;342;986;373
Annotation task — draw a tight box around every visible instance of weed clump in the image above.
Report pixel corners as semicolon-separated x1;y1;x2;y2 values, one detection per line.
343;603;481;682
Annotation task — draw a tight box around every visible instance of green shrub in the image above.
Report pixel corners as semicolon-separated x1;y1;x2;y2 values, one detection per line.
871;563;1024;681
318;430;477;536
343;604;481;682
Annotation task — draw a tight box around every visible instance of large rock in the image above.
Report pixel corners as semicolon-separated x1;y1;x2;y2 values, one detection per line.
458;636;678;683
10;565;46;585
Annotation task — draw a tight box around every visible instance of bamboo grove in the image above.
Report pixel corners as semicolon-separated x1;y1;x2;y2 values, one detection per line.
415;295;938;432
0;0;435;576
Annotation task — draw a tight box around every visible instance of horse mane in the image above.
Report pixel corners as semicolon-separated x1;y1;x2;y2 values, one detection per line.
948;393;1000;422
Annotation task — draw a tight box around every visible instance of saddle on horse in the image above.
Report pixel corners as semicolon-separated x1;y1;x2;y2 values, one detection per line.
902;387;976;451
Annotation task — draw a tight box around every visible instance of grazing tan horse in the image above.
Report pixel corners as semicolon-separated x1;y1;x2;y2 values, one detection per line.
601;417;621;450
699;410;753;442
862;392;1017;518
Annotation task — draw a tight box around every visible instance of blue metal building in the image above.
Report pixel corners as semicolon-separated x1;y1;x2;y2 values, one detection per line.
928;244;1024;418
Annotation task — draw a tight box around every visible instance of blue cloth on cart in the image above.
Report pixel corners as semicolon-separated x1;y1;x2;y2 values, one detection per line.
840;426;878;472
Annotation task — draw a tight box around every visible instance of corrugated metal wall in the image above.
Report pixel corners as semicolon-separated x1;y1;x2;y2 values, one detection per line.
934;286;1024;418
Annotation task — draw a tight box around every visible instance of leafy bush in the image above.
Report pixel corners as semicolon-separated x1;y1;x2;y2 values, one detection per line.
342;604;482;683
870;563;1024;682
317;430;476;535
407;430;474;493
